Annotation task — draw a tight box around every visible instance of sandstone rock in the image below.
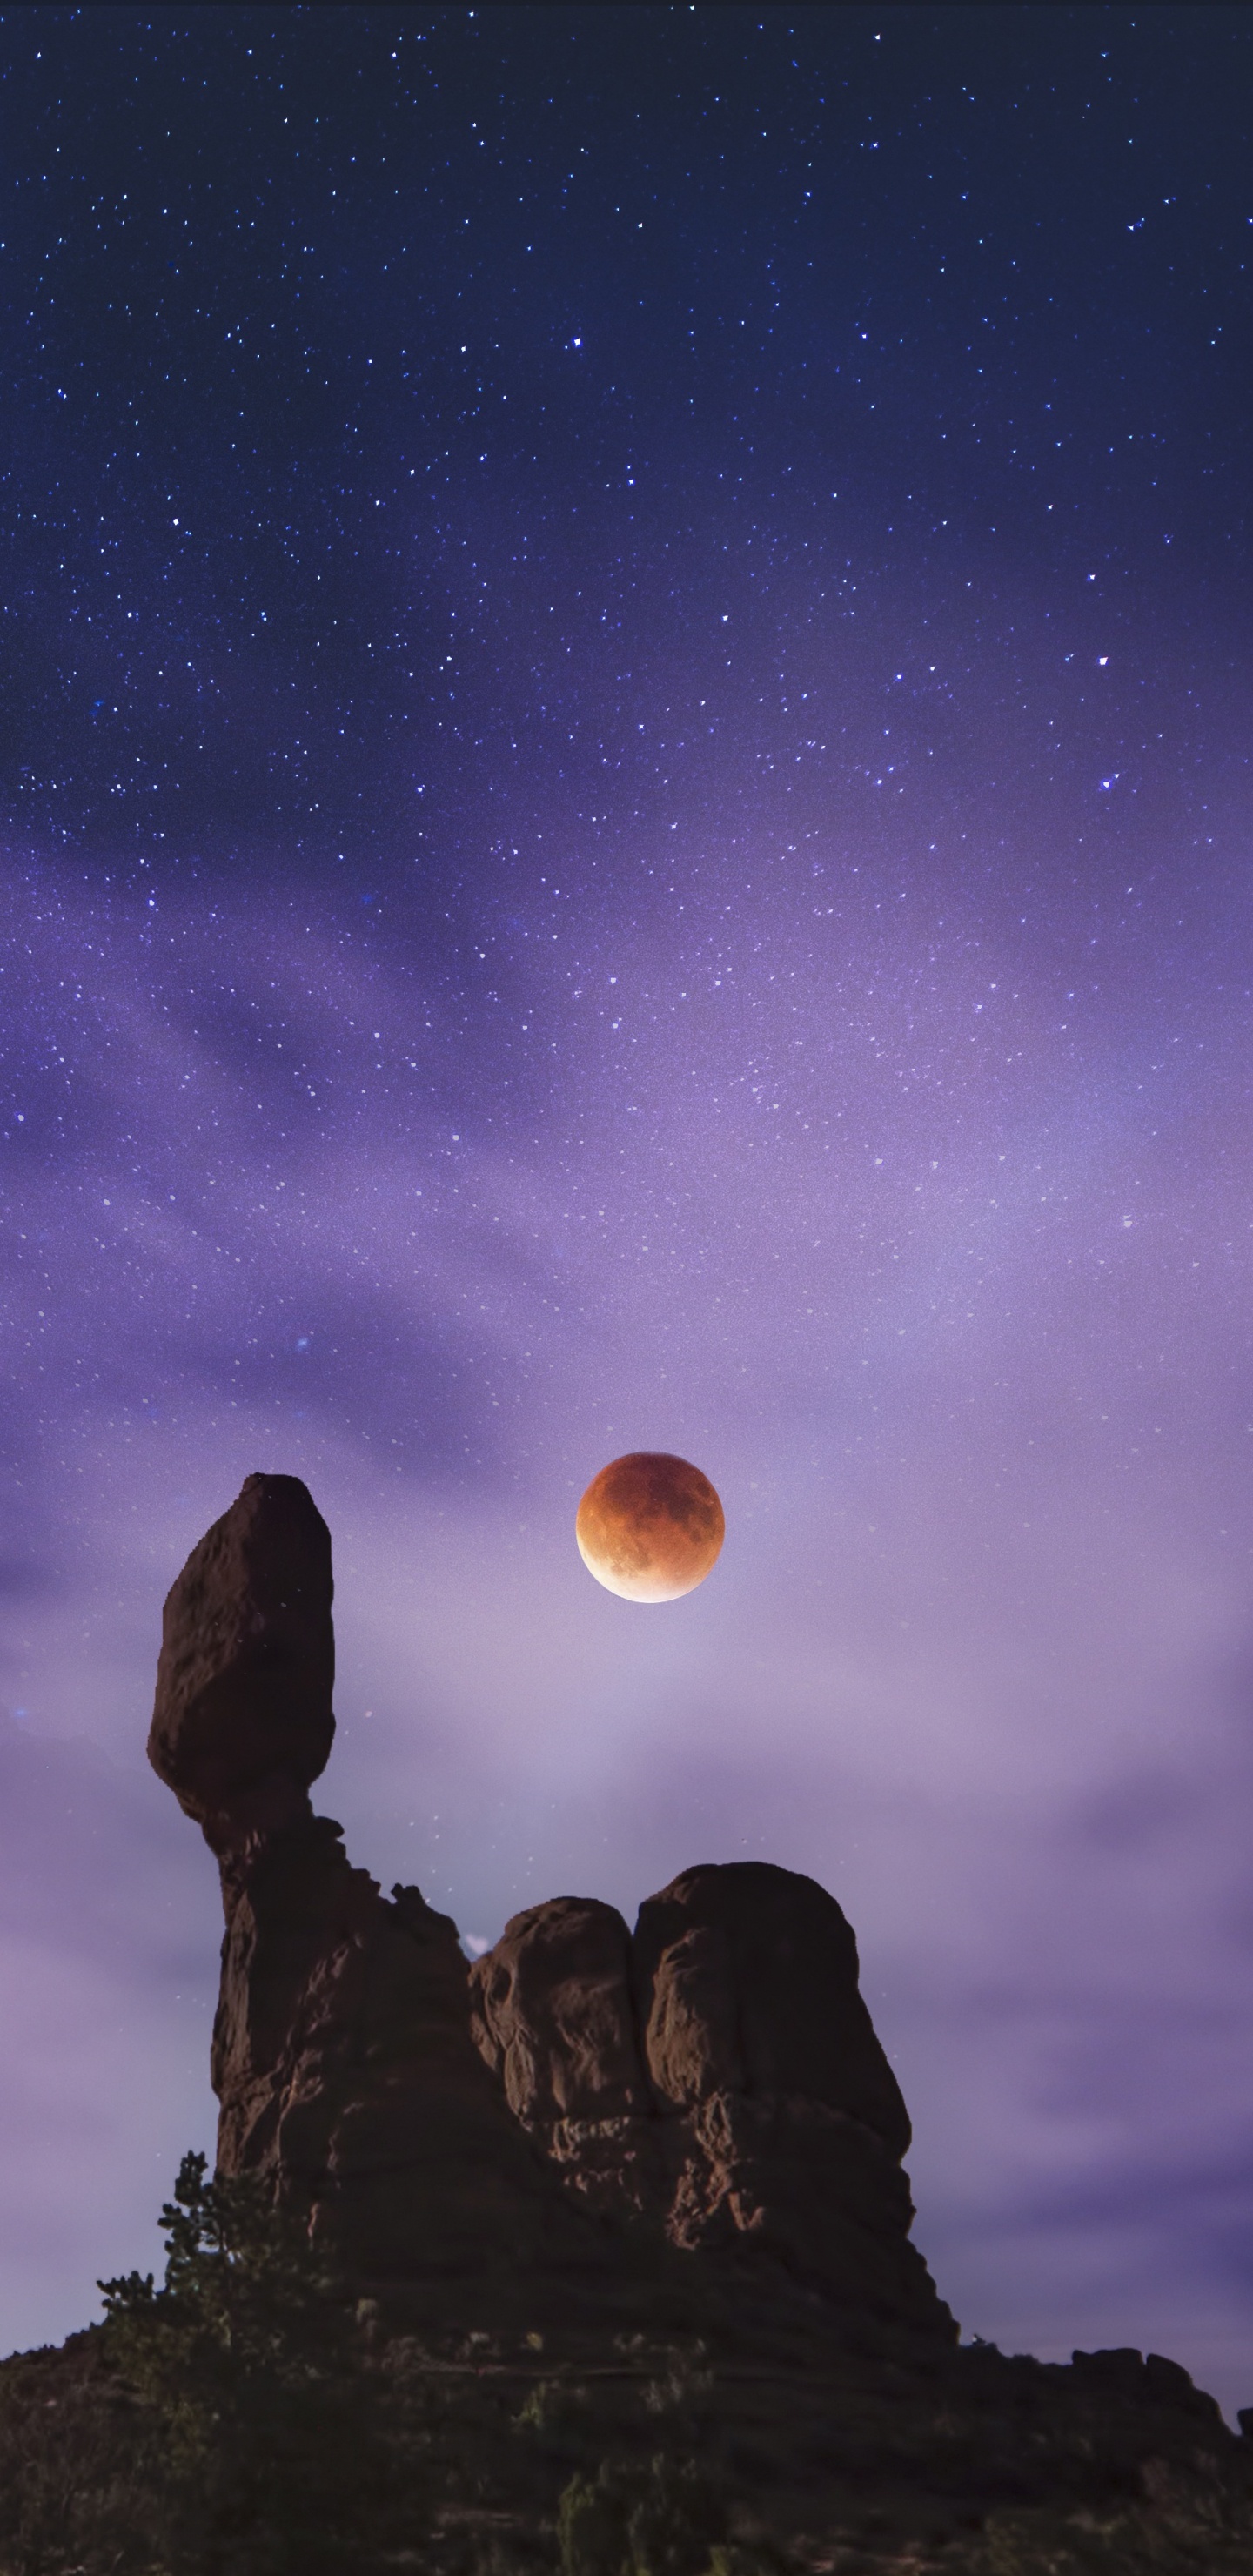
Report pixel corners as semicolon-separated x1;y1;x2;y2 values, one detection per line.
471;1897;645;2129
630;1866;941;2325
150;1482;612;2302
151;1477;952;2340
470;1895;663;2223
148;1473;334;1849
211;1816;597;2292
634;1862;911;2157
467;1862;950;2334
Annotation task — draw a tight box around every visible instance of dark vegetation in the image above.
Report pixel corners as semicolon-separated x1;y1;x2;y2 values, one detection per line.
1;2157;1251;2576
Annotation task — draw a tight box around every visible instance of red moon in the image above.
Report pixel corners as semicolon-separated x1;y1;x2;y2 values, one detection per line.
575;1452;725;1602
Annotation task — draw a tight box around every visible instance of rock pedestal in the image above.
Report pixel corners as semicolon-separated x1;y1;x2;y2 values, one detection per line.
151;1474;955;2341
210;1818;599;2293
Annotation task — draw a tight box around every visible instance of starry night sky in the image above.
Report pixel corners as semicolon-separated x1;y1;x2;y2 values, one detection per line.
2;3;1252;2409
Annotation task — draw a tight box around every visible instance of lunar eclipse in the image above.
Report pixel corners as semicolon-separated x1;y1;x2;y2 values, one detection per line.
575;1454;725;1602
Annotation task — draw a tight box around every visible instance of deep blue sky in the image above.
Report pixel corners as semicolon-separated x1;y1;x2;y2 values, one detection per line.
2;4;1252;2413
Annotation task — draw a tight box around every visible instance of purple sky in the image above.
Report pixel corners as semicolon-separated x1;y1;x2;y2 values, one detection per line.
1;4;1250;2415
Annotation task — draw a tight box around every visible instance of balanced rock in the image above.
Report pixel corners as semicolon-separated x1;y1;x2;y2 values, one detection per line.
148;1472;334;1850
151;1479;607;2304
151;1475;955;2341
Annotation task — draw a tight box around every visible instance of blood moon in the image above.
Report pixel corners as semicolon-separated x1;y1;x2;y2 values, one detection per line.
575;1452;725;1602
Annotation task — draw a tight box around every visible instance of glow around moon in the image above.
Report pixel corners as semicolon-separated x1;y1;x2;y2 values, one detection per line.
575;1452;725;1602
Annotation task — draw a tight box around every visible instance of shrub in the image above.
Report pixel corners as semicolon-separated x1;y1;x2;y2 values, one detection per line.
557;2454;725;2576
99;2150;414;2574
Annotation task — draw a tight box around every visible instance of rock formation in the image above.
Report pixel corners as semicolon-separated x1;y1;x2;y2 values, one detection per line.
6;1465;1250;2576
470;1870;941;2330
149;1471;335;1851
150;1472;955;2342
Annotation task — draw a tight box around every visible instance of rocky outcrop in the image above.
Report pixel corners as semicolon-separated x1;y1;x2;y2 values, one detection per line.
150;1474;602;2302
469;1866;942;2330
151;1473;955;2340
470;1895;664;2228
634;1863;923;2320
209;1818;601;2294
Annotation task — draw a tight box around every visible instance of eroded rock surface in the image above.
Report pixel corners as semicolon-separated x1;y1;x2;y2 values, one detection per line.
635;1862;910;2154
471;1895;665;2226
470;1863;943;2330
211;1818;597;2293
636;1863;931;2323
152;1474;954;2339
148;1472;335;1850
